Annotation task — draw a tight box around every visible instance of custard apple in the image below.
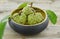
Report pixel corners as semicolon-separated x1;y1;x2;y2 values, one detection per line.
19;13;26;24
35;12;44;23
22;6;34;15
12;13;20;23
12;13;26;24
28;13;37;25
28;12;44;25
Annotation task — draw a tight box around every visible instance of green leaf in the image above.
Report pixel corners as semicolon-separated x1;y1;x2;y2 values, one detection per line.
0;15;9;39
0;21;7;39
46;10;57;24
11;2;28;15
17;2;28;9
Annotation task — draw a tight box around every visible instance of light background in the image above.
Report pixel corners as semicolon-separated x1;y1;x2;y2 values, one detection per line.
0;0;60;39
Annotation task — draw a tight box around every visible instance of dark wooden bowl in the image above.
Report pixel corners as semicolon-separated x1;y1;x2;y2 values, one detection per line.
8;7;49;36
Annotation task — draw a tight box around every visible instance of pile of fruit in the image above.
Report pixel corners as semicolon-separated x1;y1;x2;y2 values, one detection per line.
11;5;44;25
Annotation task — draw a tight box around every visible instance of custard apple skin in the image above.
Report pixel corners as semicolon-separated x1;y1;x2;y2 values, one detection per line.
22;6;34;15
12;13;26;24
19;13;26;24
28;14;37;25
28;12;44;25
12;14;20;23
35;12;44;23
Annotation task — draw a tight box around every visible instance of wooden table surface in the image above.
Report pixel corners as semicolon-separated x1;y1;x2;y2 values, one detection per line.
0;0;60;39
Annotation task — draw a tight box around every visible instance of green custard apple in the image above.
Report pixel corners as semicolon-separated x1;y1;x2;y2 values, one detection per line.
35;12;44;23
19;13;26;24
12;13;20;23
28;13;37;25
12;13;26;24
28;12;44;25
22;6;35;15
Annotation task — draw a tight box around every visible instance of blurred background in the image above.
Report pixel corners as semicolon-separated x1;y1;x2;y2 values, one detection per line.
0;0;60;25
0;0;60;39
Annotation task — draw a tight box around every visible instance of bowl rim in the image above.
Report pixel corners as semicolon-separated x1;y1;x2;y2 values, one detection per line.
10;7;48;26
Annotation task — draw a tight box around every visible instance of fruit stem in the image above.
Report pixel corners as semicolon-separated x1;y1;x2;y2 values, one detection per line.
31;2;33;7
29;2;33;7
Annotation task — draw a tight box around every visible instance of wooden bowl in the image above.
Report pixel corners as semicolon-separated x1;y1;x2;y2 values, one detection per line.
8;7;49;36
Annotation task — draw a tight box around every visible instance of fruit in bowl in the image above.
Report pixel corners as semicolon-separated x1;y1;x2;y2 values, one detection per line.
8;2;49;35
0;2;58;39
0;2;57;37
12;5;44;25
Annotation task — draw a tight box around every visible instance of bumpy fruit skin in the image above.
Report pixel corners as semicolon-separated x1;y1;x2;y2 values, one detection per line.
28;14;37;25
35;12;44;23
12;13;20;23
12;13;26;24
22;6;34;15
12;6;44;25
19;13;26;24
28;12;44;25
